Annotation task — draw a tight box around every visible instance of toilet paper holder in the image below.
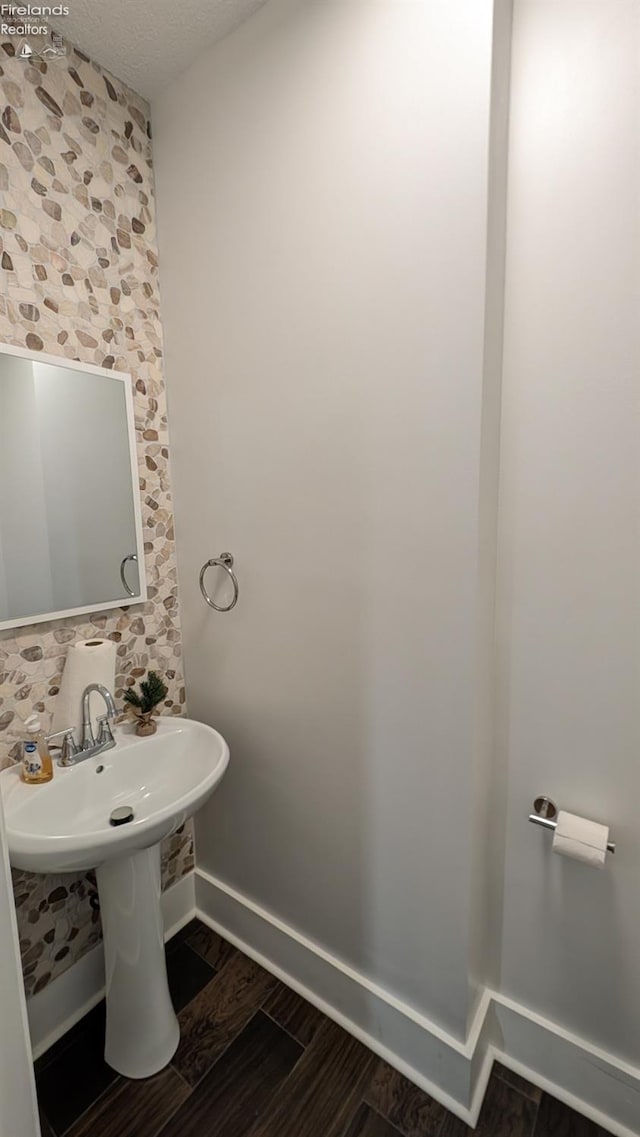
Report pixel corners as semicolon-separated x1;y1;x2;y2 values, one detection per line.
529;797;616;854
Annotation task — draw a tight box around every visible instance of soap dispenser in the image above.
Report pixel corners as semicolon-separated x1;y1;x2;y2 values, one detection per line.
22;714;54;784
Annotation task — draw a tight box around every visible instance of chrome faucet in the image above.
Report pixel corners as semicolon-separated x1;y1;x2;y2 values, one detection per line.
81;683;116;749
53;683;117;767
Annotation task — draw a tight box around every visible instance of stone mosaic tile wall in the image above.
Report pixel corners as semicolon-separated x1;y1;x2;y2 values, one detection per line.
0;34;193;996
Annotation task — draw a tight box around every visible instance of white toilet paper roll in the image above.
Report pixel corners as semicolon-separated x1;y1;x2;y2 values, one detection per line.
51;639;117;740
552;810;609;869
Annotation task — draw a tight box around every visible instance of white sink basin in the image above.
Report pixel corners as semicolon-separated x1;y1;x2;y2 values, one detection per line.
1;717;229;873
1;715;229;1080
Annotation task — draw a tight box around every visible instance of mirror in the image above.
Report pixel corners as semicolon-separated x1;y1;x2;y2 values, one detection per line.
0;344;147;630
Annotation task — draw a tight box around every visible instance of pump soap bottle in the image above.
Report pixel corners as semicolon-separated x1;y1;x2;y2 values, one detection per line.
22;714;54;784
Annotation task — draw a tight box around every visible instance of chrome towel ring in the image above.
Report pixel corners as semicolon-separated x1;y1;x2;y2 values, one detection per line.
199;552;239;612
120;553;138;598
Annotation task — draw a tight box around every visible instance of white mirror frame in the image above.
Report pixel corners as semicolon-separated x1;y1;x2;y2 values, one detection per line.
0;341;147;631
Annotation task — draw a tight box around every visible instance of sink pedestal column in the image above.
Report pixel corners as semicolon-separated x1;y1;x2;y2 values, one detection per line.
96;844;179;1078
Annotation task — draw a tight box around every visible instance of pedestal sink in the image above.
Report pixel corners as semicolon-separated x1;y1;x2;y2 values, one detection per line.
0;717;229;1079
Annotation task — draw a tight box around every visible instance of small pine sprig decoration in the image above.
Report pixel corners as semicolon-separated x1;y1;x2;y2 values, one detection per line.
124;670;168;735
124;670;168;714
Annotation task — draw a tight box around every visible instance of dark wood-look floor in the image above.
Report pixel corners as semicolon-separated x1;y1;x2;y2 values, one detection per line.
35;920;614;1137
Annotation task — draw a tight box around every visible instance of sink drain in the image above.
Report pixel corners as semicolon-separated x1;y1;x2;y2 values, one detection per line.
110;806;134;826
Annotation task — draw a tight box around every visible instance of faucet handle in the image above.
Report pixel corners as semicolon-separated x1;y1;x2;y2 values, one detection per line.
53;730;80;767
96;715;115;747
46;727;71;744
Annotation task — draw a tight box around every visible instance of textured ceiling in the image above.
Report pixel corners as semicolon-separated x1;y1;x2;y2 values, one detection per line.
52;0;271;99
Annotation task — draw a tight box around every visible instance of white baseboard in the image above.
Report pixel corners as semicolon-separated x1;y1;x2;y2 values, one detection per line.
490;995;640;1137
28;872;196;1061
195;867;491;1124
195;868;640;1136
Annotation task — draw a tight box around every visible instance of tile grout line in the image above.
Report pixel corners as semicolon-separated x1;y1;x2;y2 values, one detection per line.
181;919;236;972
493;1064;543;1107
57;1074;124;1137
182;930;238;980
261;1005;309;1049
241;1026;380;1137
144;1073;195;1137
181;932;215;967
159;1005;308;1137
170;1005;268;1095
530;1093;542;1137
170;1064;193;1092
492;1066;544;1137
339;1100;407;1137
166;948;284;1092
177;924;298;1058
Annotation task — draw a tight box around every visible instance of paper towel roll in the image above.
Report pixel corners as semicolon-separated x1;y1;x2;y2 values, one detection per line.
552;810;609;869
51;639;117;740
